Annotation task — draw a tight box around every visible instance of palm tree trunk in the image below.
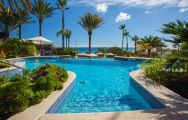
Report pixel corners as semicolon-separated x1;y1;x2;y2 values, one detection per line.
62;10;65;49
68;38;70;49
88;32;92;54
18;25;22;39
126;36;128;51
148;49;151;57
66;38;68;48
161;46;163;58
39;18;42;36
135;41;137;54
121;31;124;51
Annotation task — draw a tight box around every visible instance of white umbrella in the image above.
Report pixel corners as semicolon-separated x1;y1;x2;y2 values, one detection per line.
27;36;52;45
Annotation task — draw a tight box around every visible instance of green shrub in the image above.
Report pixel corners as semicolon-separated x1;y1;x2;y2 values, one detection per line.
107;47;124;56
98;47;107;53
0;78;33;115
0;64;68;118
31;90;48;105
141;60;167;83
0;38;37;58
53;48;78;56
31;63;68;82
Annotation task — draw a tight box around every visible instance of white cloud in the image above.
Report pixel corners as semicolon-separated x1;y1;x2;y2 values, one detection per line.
70;0;188;12
145;10;150;14
115;12;131;23
180;8;188;13
96;3;108;13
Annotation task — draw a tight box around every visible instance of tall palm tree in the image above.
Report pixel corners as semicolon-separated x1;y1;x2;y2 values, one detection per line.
0;7;18;40
124;30;129;51
119;24;125;51
66;30;71;49
31;0;54;36
161;20;188;44
140;35;161;57
131;35;139;54
164;37;181;51
78;12;104;54
56;0;68;49
16;9;31;39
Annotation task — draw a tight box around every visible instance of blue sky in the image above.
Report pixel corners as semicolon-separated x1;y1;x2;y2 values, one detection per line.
11;0;188;48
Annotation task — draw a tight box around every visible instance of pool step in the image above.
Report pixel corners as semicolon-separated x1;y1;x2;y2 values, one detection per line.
71;97;133;103
73;92;130;102
65;102;143;108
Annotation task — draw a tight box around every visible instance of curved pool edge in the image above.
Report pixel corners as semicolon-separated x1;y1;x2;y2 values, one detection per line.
8;71;76;120
129;69;188;108
38;69;188;120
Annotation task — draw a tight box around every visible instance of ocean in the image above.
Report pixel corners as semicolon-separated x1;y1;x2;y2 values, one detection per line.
73;47;135;53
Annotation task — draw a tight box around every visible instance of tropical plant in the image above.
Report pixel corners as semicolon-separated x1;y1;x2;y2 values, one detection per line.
124;30;129;51
31;0;54;36
66;30;71;49
161;20;188;43
0;0;31;40
56;0;68;49
119;24;126;51
139;35;161;57
0;7;18;40
53;48;78;56
0;64;68;119
107;47;124;56
0;38;37;58
78;12;104;54
131;35;139;54
98;47;107;53
58;29;71;49
16;9;32;39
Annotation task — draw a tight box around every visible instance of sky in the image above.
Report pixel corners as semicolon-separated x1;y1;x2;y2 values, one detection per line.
11;0;188;48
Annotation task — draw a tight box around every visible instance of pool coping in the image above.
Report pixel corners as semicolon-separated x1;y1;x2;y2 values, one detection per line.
5;55;71;61
38;69;188;120
8;71;76;120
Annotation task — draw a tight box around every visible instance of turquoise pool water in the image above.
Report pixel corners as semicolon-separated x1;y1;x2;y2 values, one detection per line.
19;57;163;113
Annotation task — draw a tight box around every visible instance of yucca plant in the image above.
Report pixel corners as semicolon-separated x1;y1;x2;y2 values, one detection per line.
56;0;68;49
31;0;54;36
78;12;104;53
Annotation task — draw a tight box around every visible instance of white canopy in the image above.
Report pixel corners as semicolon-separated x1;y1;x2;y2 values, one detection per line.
27;36;53;45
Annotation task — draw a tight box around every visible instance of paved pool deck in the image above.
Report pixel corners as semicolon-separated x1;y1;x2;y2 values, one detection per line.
9;69;188;120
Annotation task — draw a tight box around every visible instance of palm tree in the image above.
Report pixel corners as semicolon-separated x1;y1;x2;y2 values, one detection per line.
124;30;129;51
164;37;181;51
66;30;71;49
0;7;18;40
140;35;161;57
119;24;125;51
161;20;188;45
31;0;54;36
131;35;139;54
78;12;104;54
16;9;31;39
56;0;68;49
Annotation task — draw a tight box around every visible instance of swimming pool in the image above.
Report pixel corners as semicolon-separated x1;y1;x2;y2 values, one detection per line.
18;57;164;113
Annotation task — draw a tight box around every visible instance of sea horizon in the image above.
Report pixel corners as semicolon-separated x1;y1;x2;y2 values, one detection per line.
71;47;135;53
